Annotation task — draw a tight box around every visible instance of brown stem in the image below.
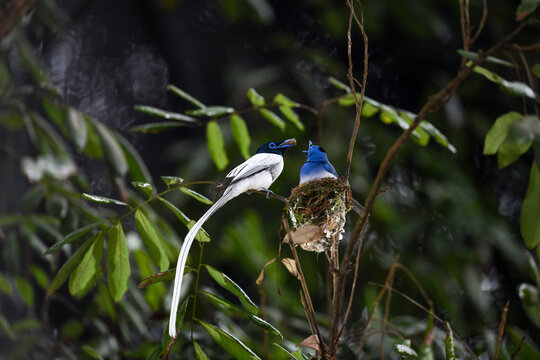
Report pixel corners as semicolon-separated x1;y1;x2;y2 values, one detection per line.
495;301;510;360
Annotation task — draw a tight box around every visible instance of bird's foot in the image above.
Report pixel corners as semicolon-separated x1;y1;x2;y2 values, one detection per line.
263;188;274;199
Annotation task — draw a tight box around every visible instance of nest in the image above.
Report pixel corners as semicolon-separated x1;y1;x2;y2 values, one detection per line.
285;178;352;252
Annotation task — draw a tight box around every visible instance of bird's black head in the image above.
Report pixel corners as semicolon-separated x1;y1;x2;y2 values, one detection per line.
256;138;297;155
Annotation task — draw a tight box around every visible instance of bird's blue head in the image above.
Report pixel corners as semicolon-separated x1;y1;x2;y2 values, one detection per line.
256;138;297;155
303;140;330;162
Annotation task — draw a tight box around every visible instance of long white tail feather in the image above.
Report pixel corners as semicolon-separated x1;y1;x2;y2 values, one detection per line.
168;192;234;337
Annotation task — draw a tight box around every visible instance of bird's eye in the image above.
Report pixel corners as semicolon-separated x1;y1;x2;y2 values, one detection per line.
318;146;326;153
269;142;276;149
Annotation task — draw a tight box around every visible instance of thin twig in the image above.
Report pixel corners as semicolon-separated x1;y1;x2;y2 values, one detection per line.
510;336;526;360
356;256;399;359
495;301;510;360
282;218;328;358
471;0;488;45
344;0;368;181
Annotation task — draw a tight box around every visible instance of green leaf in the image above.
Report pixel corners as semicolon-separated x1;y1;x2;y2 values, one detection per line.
516;0;540;20
457;50;516;68
445;322;456;360
230;114;251;159
521;162;540;249
83;117;104;159
274;93;304;130
0;111;24;129
107;223;130;302
82;193;129;207
395;343;418;359
67;108;88;151
134;105;198;123
197;319;261;360
193;340;210;360
0;273;12;295
161;176;184;187
44;221;102;255
207;120;229;170
68;234;105;295
483;112;522;155
273;344;307;360
167;84;206;109
187;106;235;117
497;137;532;168
201;291;282;338
258;109;286;131
81;345;102;360
361;100;379;117
129;122;190;133
532;64;540;80
400;111;430;146
203;264;258;315
328;76;351;93
95;123;128;177
132;182;154;198
157;197;210;242
134;210;169;271
117;133;154;183
0;314;14;340
138;266;195;288
15;277;34;308
246;88;266;106
180;187;213;205
48;235;99;294
470;64;538;100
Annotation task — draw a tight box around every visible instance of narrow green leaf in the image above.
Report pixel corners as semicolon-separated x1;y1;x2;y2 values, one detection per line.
30;266;48;290
273;343;307;360
187;106;235;117
117;133;153;183
230;114;251;159
107;223;130;302
68;234;105;295
44;221;102;255
400;111;430;146
129;122;189;133
158;197;210;242
201;291;282;338
0;111;24;129
95;123;128;177
132;182;154;198
246;88;266;106
483;112;522;155
161;176;184;187
273;93;297;107
445;322;456;360
198;319;261;360
278;105;304;130
134;105;198;123
328;76;351;93
134;210;169;271
167;84;206;109
193;340;210;360
137;266;195;288
15;277;34;308
258;109;286;131
0;314;14;340
395;344;418;358
82;193;129;207
532;64;540;80
206;120;229;170
521;162;540;249
83;117;104;159
180;187;213;205
516;0;539;20
361;101;379;117
457;50;516;68
81;345;102;360
470;64;538;100
204;264;258;315
67;108;88;151
48;235;98;294
0;273;12;295
420;121;457;153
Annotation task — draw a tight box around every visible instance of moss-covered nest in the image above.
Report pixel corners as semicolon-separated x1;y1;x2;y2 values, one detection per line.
285;178;352;252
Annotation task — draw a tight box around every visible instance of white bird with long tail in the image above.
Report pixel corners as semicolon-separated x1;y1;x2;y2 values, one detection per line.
169;138;296;337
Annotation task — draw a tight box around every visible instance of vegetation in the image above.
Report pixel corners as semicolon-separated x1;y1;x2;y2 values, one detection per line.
1;0;539;359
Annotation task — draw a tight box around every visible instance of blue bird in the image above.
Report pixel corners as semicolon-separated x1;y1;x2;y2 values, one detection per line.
299;141;364;214
299;141;338;184
169;138;296;337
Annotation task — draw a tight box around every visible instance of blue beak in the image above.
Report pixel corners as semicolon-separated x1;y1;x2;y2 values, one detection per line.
277;138;297;148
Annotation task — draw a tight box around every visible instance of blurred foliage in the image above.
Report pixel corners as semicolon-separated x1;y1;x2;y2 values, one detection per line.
1;0;540;359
